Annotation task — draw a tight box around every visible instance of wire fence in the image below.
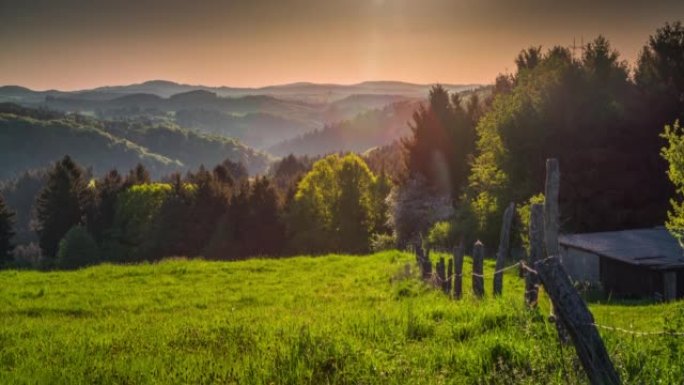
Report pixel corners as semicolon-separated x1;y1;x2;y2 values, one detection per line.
414;251;684;339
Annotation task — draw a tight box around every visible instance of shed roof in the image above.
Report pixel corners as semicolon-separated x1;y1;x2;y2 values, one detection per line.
559;227;684;270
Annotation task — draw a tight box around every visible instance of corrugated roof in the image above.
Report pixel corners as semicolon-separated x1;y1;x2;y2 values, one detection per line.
559;227;684;269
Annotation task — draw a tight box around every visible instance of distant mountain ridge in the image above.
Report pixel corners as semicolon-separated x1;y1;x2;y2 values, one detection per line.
0;80;479;101
0;80;484;158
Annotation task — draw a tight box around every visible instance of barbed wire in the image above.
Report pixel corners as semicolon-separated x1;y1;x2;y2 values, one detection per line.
418;255;558;282
589;323;684;337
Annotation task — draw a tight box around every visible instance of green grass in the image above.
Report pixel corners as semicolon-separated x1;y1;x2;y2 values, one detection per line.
1;251;683;384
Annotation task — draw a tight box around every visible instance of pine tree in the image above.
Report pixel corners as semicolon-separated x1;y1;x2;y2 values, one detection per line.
0;193;15;264
88;169;123;244
36;156;89;258
124;163;151;187
244;177;285;256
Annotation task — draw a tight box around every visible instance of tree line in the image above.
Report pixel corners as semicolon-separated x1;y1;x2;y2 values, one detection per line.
0;152;392;268
393;21;684;249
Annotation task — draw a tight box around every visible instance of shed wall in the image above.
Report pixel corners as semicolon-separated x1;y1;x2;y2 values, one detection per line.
560;245;600;284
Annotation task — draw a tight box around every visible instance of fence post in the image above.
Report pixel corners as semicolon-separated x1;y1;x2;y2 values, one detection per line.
544;158;570;343
494;202;515;296
525;203;544;308
453;246;464;299
417;244;432;281
447;257;453;296
436;257;446;292
534;256;621;385
472;241;485;298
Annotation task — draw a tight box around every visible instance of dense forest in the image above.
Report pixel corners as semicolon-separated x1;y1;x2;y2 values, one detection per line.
1;22;683;268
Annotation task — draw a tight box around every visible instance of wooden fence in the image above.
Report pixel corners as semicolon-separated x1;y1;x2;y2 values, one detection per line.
412;158;621;385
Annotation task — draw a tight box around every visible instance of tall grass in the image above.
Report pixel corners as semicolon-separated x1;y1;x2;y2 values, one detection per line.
0;251;682;384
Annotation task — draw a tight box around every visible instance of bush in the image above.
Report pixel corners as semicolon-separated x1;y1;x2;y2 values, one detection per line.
57;226;99;269
426;221;456;250
370;233;396;252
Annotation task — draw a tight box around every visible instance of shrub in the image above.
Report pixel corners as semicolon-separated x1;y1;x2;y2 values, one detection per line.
426;221;456;250
370;233;396;252
57;226;99;269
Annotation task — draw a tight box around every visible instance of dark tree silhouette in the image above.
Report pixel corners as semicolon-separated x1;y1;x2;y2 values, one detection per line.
36;156;89;258
0;193;15;264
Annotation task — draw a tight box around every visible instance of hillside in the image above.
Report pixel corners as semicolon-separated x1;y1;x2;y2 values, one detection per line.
0;251;681;384
175;109;315;149
269;100;420;156
0;104;270;179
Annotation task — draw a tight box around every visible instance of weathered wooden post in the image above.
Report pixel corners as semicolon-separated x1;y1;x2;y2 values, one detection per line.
494;202;515;296
472;241;485;298
417;244;432;281
544;159;561;258
446;258;453;296
436;257;446;291
453;246;464;299
544;158;570;343
525;203;543;308
424;249;432;280
535;257;621;385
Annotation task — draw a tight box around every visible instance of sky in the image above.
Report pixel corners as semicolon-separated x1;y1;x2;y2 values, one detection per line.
0;0;682;90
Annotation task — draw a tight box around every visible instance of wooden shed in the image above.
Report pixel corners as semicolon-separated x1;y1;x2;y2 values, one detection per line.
558;227;684;300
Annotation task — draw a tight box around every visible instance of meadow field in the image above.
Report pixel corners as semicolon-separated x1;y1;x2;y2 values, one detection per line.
1;251;683;384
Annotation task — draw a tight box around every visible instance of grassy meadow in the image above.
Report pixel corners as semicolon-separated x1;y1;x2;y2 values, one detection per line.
1;251;683;384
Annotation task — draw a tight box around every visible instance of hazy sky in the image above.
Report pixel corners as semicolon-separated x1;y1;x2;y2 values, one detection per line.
0;0;682;90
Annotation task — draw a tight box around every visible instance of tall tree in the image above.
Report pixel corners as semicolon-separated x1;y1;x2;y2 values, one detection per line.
661;120;684;242
402;85;476;199
242;177;285;256
87;169;123;244
124;163;151;188
35;156;89;258
0;193;15;264
287;154;380;254
636;21;684;125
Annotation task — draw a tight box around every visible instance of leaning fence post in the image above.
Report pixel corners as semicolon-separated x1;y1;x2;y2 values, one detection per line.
472;241;485;298
453;246;464;299
494;202;515;296
525;203;544;308
535;256;621;385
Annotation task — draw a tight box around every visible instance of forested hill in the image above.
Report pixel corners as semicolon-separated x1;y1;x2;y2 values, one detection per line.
0;103;270;180
268;100;421;156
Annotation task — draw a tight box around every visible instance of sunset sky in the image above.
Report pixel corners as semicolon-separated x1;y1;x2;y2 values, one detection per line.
1;0;682;90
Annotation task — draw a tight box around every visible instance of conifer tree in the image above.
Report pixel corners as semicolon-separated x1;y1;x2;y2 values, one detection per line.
35;156;88;258
0;193;15;264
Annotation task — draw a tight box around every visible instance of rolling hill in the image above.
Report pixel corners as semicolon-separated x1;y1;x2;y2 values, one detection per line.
269;100;420;156
0;104;270;180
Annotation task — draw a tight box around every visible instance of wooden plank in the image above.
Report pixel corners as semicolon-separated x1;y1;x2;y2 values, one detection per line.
664;271;677;301
472;241;484;298
494;202;515;295
535;256;621;385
